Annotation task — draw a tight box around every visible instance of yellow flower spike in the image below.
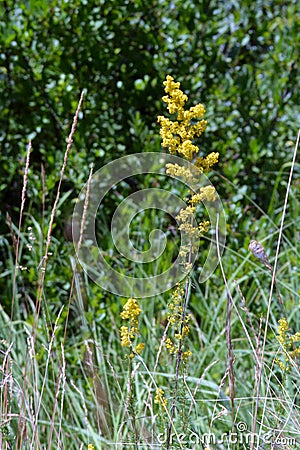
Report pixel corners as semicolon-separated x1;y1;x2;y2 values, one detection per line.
199;221;211;234
189;187;216;206
182;325;190;336
88;445;95;450
154;387;168;407
120;297;142;321
200;186;217;202
165;338;173;348
159;79;217;371
291;332;300;343
158;75;207;160
196;152;219;171
178;140;199;160
120;326;133;347
163;75;181;93
135;343;145;354
120;298;144;358
165;337;177;354
175;333;183;340
277;317;289;347
275;317;300;371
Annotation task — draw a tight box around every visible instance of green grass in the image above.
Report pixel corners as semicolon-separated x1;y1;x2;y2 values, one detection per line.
1;102;299;449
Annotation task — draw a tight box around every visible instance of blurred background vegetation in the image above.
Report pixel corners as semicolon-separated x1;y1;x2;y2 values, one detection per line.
0;1;299;447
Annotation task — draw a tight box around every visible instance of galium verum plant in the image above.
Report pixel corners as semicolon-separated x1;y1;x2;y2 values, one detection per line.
119;297;145;445
157;75;219;444
118;76;220;447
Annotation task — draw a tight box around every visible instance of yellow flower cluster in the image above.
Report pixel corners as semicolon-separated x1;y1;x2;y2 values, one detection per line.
161;75;188;118
176;204;210;240
154;387;168;408
120;297;141;323
277;317;289;348
275;317;300;371
120;325;139;347
190;186;217;204
157;77;219;366
165;163;201;188
157;75;207;161
120;298;144;358
164;284;192;361
174;186;214;260
158;76;220;273
195;152;219;172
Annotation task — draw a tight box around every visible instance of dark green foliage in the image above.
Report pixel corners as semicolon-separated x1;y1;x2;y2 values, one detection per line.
0;0;299;310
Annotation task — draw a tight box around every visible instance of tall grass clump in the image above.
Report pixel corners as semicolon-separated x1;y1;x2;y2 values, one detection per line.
1;79;299;450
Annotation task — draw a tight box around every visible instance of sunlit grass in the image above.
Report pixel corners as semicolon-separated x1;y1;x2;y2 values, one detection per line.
1;91;299;449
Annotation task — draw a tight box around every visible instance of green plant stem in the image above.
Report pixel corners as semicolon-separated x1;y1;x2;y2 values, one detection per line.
127;356;139;449
166;249;192;449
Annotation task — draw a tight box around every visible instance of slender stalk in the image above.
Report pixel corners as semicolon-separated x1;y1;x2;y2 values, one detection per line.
63;162;94;344
11;141;31;326
251;128;300;449
46;163;94;447
128;357;139;449
225;286;235;430
16;93;85;449
215;214;235;442
166;242;192;449
36;91;85;306
8;141;31;449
